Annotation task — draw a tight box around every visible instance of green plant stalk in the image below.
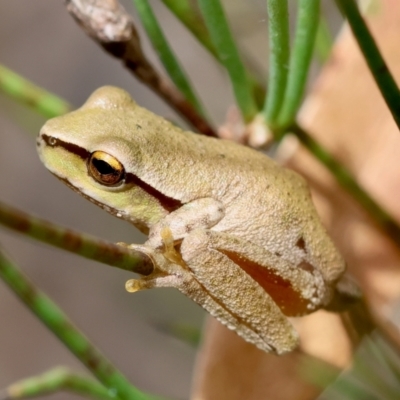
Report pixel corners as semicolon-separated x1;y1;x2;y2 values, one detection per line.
335;0;400;131
315;14;333;63
263;0;290;125
352;351;396;400
291;124;400;246
197;0;258;122
321;332;400;399
276;0;320;130
0;201;153;276
160;0;217;59
6;367;113;400
376;335;400;381
160;0;265;106
131;0;205;116
325;377;371;399
0;64;70;118
0;250;157;400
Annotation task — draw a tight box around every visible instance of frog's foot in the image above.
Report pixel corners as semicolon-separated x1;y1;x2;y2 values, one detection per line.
123;228;191;293
159;226;187;268
125;272;184;292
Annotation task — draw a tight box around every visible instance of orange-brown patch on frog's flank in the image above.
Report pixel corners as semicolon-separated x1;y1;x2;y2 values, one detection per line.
220;250;311;316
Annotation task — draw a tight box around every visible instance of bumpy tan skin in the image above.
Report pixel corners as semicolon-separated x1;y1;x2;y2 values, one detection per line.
37;86;349;354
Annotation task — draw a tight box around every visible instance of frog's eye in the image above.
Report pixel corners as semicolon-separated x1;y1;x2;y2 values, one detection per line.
88;151;125;186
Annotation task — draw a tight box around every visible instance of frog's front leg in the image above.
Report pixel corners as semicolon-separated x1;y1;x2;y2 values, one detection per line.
146;197;225;248
124;198;224;291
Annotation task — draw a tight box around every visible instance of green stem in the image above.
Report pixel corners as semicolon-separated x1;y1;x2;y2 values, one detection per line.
335;0;400;131
160;0;265;106
160;0;218;59
263;0;290;125
0;64;70;118
314;14;333;63
0;201;153;275
321;332;400;399
131;0;205;116
0;250;157;400
6;367;113;400
291;124;400;245
276;0;320;130
197;0;258;122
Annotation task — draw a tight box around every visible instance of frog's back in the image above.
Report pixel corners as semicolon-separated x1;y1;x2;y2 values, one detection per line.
187;134;345;284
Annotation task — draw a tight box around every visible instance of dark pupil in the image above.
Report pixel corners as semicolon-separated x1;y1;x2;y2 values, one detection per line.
92;158;116;176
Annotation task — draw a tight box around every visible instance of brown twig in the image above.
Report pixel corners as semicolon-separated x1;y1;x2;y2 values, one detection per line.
65;0;217;137
0;201;153;276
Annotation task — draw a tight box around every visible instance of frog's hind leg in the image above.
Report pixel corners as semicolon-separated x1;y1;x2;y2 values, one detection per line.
179;229;302;354
123;240;288;353
181;229;330;315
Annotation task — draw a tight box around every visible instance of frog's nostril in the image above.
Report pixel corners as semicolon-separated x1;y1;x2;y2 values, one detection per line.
40;133;57;147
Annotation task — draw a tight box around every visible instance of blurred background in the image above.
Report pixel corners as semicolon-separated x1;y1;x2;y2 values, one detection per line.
0;1;341;399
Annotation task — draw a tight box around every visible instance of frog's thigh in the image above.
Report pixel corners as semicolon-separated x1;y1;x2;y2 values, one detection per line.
184;230;327;316
180;229;299;354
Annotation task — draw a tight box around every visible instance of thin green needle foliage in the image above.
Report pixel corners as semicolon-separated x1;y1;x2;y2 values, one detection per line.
131;0;205;116
160;0;217;59
0;250;158;400
197;0;258;122
0;64;70;118
335;0;400;131
263;0;290;126
0;201;153;275
276;0;320;131
161;0;265;107
5;367;113;400
315;15;333;63
320;332;400;399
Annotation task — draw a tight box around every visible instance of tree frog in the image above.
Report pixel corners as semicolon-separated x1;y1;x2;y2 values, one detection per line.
37;86;356;354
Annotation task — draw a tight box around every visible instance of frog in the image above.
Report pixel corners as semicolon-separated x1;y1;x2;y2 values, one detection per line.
37;86;357;354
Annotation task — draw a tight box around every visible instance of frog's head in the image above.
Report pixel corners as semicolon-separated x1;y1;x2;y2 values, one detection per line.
37;86;180;232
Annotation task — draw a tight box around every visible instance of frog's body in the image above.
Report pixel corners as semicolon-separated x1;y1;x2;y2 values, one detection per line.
37;86;354;354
